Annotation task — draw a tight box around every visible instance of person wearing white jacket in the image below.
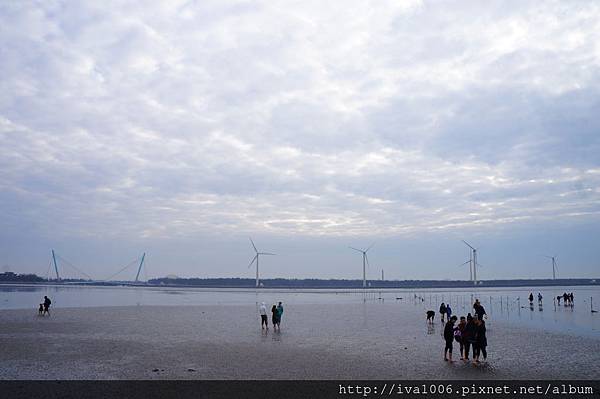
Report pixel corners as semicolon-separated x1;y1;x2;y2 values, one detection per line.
259;302;268;330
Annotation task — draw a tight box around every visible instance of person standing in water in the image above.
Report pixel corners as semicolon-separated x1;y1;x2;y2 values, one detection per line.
43;296;51;316
276;302;284;328
271;305;279;331
439;303;447;323
538;293;543;304
446;304;452;321
443;316;457;362
259;302;268;330
529;293;534;304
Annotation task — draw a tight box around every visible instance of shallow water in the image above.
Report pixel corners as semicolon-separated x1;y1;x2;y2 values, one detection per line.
1;284;599;338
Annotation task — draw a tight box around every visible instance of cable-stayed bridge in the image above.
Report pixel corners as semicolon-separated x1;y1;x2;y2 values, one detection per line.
44;250;148;285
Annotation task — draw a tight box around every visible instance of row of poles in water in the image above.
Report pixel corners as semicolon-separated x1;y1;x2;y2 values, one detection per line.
350;290;598;313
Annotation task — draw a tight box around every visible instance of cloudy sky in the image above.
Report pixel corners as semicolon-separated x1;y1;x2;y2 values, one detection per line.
1;0;599;281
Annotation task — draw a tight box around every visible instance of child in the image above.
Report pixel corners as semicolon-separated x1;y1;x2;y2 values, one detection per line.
38;304;44;316
443;315;457;362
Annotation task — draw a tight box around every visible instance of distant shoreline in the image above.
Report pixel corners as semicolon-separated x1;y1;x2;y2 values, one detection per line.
1;277;598;289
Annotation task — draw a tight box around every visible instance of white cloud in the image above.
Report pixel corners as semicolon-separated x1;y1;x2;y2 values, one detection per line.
1;1;600;278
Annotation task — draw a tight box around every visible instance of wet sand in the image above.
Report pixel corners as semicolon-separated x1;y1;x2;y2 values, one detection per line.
1;303;598;379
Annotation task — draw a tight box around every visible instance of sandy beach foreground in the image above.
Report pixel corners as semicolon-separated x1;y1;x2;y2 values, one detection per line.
1;303;598;380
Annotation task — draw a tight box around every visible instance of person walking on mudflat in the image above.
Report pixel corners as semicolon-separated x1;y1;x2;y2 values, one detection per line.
443;316;457;362
472;316;488;364
439;303;447;323
271;305;279;331
259;302;269;330
473;299;486;320
276;302;284;328
43;296;51;316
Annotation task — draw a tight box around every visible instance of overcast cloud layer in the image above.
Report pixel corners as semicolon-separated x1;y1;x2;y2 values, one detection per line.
1;1;599;280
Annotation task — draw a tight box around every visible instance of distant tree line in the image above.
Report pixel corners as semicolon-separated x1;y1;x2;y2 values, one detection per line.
1;272;597;288
0;272;92;283
148;277;599;289
0;272;45;282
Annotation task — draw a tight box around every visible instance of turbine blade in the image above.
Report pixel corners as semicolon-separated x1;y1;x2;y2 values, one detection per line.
462;240;474;250
458;260;470;267
247;254;258;268
249;237;258;253
365;254;371;269
365;242;375;252
260;252;276;256
349;246;364;253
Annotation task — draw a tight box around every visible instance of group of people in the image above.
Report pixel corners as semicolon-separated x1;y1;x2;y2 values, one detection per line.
37;296;51;316
528;292;544;304
528;292;575;307
557;292;575;305
441;299;488;364
259;301;284;331
438;302;453;323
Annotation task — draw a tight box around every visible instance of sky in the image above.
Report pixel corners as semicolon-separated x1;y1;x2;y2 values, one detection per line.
1;0;599;281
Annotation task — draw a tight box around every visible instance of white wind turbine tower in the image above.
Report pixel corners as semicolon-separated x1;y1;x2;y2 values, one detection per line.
349;243;374;288
462;240;482;285
247;238;275;288
544;255;558;280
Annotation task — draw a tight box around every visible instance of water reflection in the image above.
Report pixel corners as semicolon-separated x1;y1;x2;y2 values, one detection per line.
426;323;435;335
1;284;599;338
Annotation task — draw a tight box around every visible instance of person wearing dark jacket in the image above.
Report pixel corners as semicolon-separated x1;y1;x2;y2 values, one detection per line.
439;303;447;323
473;299;487;320
463;313;476;360
443;316;457;362
43;296;51;316
271;305;279;331
473;317;487;363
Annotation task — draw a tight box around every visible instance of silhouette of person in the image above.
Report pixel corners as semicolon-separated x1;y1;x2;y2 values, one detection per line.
43;296;51;315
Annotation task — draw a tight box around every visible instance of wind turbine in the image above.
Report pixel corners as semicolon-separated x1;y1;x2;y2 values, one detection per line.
462;240;481;285
544;255;558;280
349;243;374;288
247;238;275;288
